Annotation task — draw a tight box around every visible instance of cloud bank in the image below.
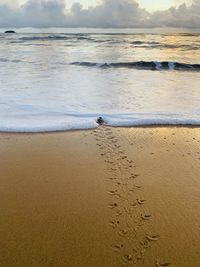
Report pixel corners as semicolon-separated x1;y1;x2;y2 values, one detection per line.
0;0;199;28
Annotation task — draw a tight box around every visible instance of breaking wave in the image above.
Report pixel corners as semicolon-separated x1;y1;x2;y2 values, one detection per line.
70;61;200;71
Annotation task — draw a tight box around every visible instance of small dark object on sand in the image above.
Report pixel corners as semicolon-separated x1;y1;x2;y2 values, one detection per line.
4;30;16;34
97;117;104;125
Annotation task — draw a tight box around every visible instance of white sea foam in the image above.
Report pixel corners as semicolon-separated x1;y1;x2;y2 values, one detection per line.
0;115;98;132
0;112;200;132
168;62;175;70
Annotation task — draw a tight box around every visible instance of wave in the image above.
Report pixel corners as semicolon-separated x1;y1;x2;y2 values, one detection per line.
18;35;95;42
131;41;161;45
130;42;199;50
10;39;199;51
19;35;72;41
70;61;200;71
2;34;199;50
17;35;124;44
0;57;23;63
1;112;200;132
164;33;200;37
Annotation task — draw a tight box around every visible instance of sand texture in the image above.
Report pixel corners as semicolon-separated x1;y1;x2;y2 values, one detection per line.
0;127;200;267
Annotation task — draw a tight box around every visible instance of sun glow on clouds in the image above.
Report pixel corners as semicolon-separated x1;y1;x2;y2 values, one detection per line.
0;0;192;11
66;0;191;11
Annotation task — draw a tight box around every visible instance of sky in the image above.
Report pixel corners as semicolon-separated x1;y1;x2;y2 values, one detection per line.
0;0;199;28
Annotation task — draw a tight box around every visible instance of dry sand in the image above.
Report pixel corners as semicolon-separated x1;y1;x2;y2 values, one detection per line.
0;127;200;267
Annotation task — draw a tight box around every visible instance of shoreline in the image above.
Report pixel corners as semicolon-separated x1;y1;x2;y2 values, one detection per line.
0;127;199;266
0;124;200;135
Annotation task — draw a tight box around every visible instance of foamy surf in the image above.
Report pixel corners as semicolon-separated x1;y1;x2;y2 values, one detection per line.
1;112;200;132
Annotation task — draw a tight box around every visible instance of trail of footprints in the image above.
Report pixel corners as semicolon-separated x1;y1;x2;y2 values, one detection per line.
93;126;170;266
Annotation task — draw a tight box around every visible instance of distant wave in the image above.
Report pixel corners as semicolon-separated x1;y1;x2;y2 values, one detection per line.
0;57;23;63
18;35;95;42
131;41;161;45
19;36;69;41
1;34;199;50
17;35;124;44
164;33;200;37
130;42;199;50
70;61;200;71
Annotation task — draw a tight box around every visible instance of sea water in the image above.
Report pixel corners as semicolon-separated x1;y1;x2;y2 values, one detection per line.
0;28;199;132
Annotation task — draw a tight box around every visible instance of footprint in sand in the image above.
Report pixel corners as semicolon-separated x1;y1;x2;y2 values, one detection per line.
106;132;113;136
155;259;171;266
108;190;123;199
108;177;117;181
141;214;152;221
134;184;142;189
112;244;124;251
136;199;146;205
118;229;128;237
108;136;116;140
108;203;118;209
130;201;138;207
145;234;160;242
129;188;136;193
116;209;123;216
109;219;120;229
140;240;150;248
105;160;114;164
108;190;118;195
123;254;134;264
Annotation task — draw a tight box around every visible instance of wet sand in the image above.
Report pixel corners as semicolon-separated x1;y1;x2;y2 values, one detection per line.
0;127;200;267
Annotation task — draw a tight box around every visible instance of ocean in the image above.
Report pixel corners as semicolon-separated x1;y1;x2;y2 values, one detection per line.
0;28;199;132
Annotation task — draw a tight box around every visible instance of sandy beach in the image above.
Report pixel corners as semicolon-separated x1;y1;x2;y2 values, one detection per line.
0;127;200;267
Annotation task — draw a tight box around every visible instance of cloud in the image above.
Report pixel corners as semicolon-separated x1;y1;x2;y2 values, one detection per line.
0;0;67;27
67;0;149;27
21;0;67;27
149;1;200;28
0;0;199;28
